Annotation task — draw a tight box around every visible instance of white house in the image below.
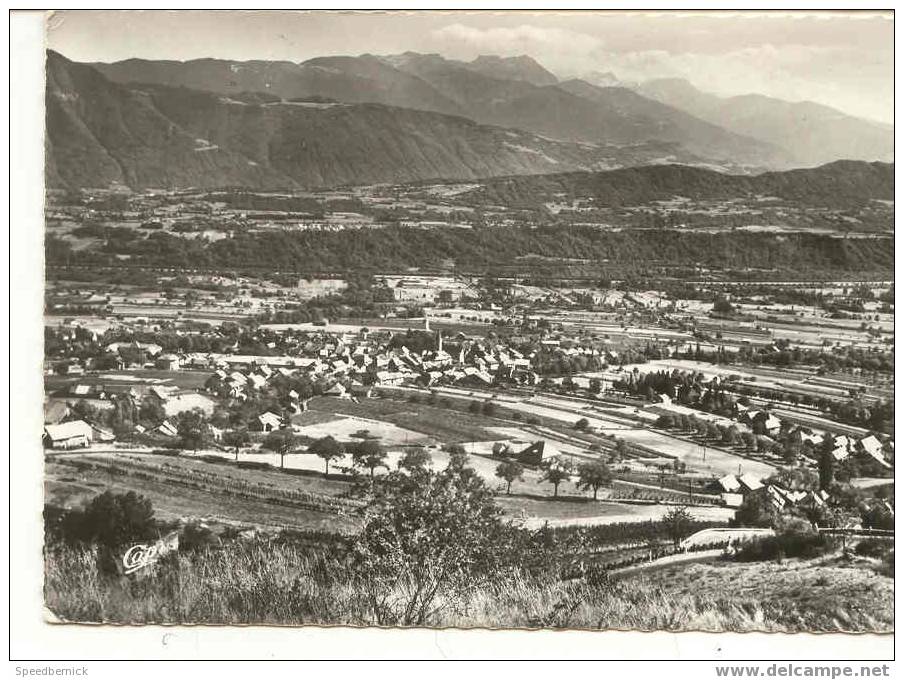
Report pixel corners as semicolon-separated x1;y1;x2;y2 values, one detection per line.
257;411;283;432
43;420;93;449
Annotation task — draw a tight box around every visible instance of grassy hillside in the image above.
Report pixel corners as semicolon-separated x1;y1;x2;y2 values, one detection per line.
45;538;893;631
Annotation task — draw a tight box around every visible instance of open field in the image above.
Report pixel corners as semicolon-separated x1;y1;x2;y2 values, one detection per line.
45;468;353;534
45;454;358;533
293;414;431;447
304;396;505;443
46;446;728;531
617;359;864;401
496;496;733;527
299;396;744;500
427;386;775;478
45;368;213;392
163;393;216;415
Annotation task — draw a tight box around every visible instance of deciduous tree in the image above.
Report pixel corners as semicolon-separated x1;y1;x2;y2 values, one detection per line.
309;435;343;475
495;460;524;495
540;458;573;498
353;439;388;478
577;460;612;500
661;506;694;548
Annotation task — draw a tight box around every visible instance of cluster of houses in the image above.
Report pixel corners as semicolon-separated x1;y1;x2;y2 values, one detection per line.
202;358;373;413
43;382;193;449
180;329;544;397
741;409;894;470
46;339;181;376
54;381;179;404
713;472;830;513
719;403;891;470
826;432;891;468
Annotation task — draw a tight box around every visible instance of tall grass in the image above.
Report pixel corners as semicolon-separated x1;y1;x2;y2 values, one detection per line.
44;539;891;632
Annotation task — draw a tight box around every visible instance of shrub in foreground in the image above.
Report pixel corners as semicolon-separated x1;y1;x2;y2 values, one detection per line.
854;538;891;559
733;531;831;562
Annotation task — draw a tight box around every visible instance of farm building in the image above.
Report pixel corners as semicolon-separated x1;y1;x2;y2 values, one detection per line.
715;474;741;494
257;411;283;432
43;420;93;449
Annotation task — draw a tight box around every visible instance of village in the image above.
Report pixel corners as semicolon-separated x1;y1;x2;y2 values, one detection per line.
43;266;894;541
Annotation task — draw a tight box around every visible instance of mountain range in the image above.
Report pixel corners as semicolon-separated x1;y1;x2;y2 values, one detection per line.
42;51;754;190
637;78;893;168
88;51;786;170
47;49;893;191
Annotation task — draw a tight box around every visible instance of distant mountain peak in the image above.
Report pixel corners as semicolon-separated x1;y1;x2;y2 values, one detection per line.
641;77;701;95
466;54;558;86
582;70;623;88
637;77;893;166
472;53;537;65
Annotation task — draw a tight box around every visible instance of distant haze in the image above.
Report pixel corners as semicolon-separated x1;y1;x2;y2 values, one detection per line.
47;10;892;124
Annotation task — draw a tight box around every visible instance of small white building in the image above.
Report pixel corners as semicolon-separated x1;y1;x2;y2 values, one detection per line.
257;411;283;432
43;420;93;449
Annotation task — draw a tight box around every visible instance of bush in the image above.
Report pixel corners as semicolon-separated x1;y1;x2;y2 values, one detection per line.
45;491;158;551
854;538;890;559
734;531;830;562
237;460;273;470
81;491;157;548
179;522;220;551
861;504;895;530
350;463;513;626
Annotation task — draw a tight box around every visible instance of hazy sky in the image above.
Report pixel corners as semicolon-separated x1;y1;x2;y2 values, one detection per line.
47;10;893;123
